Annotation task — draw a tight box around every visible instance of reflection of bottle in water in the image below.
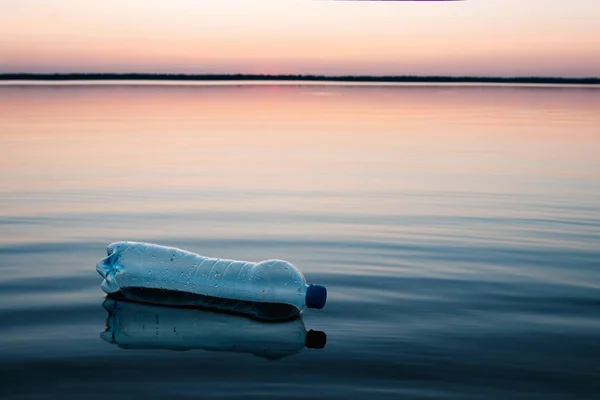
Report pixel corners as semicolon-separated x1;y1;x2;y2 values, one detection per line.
100;298;326;360
96;242;327;321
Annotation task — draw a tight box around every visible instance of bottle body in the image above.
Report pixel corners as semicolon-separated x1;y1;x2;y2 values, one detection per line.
96;242;324;320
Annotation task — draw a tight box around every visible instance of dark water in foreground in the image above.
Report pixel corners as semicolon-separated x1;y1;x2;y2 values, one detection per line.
1;82;599;399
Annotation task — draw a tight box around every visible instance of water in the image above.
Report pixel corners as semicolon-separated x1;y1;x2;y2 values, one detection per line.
1;82;599;399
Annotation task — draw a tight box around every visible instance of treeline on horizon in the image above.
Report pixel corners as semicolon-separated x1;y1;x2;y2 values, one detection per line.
1;73;598;85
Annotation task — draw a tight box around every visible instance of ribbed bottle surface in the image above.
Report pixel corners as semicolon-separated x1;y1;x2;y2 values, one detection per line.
96;242;310;319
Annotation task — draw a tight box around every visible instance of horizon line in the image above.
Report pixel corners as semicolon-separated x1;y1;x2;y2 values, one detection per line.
1;73;599;85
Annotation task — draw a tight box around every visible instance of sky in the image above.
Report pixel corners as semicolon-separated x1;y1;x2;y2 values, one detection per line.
0;0;599;77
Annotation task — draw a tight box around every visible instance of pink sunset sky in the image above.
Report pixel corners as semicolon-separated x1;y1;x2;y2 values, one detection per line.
1;0;599;77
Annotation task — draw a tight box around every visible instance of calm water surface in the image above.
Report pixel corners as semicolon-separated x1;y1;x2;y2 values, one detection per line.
1;83;599;399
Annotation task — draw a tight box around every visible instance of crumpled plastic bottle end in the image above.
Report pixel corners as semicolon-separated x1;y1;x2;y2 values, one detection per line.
97;249;121;294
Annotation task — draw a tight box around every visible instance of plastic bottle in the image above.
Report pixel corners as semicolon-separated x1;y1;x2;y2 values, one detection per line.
101;298;326;359
96;241;327;321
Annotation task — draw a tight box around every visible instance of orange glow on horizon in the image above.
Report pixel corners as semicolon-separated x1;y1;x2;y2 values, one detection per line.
1;0;600;76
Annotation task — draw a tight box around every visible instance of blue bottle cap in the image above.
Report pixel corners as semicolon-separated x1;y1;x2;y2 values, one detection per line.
305;284;327;309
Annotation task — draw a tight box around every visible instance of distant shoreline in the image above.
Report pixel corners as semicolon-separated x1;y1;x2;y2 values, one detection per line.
1;73;599;85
